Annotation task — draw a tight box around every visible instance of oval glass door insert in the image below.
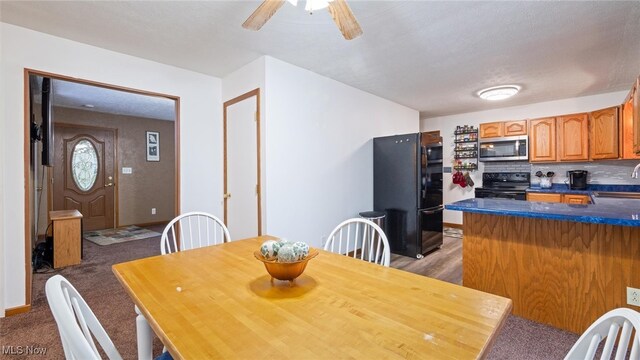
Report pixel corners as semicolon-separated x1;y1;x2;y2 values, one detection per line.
71;139;99;191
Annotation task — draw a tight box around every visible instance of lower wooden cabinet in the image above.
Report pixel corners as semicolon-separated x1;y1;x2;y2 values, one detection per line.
526;193;562;203
526;192;590;204
562;194;590;204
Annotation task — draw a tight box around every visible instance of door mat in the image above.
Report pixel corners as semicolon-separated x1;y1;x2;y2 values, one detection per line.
84;226;161;246
443;227;463;239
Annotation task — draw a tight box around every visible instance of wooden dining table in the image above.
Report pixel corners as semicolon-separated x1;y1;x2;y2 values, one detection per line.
112;236;512;359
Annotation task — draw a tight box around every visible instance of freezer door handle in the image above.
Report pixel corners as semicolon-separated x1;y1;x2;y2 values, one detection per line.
419;206;444;215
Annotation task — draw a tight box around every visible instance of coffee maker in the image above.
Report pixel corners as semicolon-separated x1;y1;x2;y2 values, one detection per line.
567;170;588;190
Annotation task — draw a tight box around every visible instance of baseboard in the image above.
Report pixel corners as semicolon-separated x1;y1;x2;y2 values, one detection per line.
5;304;31;317
130;221;169;228
443;222;463;229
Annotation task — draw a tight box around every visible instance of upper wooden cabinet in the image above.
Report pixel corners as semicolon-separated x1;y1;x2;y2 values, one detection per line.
590;107;619;160
557;113;589;161
422;131;441;145
622;86;640;159
480;122;503;138
633;77;640;154
529;117;557;162
504;120;527;136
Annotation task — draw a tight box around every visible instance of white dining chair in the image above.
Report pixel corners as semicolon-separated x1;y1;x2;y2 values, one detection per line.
134;212;231;360
160;211;231;254
564;307;640;360
45;274;123;360
324;218;391;267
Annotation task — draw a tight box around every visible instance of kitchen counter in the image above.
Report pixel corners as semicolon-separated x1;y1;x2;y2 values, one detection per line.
448;197;640;334
445;198;640;226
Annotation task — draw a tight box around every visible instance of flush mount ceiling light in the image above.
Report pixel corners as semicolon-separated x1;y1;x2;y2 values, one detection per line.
477;85;521;101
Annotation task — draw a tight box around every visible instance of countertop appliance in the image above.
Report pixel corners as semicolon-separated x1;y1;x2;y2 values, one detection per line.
474;172;531;200
568;170;588;190
373;133;443;259
479;135;528;162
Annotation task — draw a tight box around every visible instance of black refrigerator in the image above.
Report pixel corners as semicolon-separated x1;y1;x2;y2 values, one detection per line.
373;133;443;258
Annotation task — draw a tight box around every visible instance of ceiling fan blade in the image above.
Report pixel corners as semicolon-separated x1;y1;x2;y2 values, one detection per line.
327;0;362;40
242;0;286;31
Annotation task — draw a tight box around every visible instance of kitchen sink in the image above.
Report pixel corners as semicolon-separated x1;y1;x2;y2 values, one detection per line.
591;191;640;200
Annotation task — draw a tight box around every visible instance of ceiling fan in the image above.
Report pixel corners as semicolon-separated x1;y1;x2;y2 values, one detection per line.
242;0;363;40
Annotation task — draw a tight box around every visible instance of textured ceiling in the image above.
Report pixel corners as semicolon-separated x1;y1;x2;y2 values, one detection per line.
32;76;176;121
4;1;640;117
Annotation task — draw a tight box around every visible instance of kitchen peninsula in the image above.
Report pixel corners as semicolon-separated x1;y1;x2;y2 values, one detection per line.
446;198;640;334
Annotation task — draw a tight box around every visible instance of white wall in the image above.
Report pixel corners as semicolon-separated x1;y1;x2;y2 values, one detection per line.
264;56;419;247
0;23;223;310
0;22;5;316
421;91;629;224
222;57;267;233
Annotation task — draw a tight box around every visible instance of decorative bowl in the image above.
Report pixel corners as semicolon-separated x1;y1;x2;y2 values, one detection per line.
254;249;319;283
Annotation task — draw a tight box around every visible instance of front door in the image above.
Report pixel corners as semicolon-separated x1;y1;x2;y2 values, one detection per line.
224;89;261;240
52;124;116;231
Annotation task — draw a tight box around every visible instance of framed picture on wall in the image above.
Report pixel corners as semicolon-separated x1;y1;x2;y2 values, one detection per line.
146;131;160;162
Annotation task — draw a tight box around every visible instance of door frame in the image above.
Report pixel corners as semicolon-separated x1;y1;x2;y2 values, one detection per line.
48;123;119;229
22;68;181;311
223;88;262;236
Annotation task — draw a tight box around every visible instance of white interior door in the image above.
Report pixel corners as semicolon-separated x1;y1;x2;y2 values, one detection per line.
226;97;259;240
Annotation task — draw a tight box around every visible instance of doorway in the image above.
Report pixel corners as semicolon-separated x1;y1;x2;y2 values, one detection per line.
23;69;180;308
223;89;262;240
52;124;117;231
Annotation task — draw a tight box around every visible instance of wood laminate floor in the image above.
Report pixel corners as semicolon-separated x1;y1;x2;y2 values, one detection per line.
389;232;462;285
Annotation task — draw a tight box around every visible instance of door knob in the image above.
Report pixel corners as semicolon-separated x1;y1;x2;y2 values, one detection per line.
105;183;114;187
224;193;232;199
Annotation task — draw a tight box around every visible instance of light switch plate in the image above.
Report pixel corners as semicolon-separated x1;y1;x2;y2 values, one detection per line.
122;167;132;174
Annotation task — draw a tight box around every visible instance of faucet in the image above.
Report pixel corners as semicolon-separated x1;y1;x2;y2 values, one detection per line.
632;163;640;178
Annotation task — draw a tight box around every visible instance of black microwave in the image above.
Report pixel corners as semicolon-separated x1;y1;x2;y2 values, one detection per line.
424;144;443;164
479;135;528;161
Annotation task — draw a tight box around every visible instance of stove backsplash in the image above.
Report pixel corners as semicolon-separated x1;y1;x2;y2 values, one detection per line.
484;160;640;185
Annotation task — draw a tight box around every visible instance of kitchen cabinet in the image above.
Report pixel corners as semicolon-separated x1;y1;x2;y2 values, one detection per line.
562;194;590;204
633;77;640;154
529;118;557;162
527;193;590;204
504;120;527;136
590;107;619;160
526;193;562;203
422;130;441;145
621;89;640;159
479;122;503;138
557;113;589;161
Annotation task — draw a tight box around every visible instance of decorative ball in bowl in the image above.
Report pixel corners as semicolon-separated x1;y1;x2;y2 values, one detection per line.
254;240;318;283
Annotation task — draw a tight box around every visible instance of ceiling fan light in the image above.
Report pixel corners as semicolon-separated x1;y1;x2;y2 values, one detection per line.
477;85;521;101
305;0;333;12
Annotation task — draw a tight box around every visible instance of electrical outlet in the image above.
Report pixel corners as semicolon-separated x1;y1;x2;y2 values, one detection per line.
627;287;640;307
122;167;132;174
151;208;156;215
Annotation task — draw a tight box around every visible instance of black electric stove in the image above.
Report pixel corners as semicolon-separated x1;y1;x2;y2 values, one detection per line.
475;172;530;200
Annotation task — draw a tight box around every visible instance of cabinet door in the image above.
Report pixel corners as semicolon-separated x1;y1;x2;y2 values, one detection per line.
634;77;640;154
557;114;589;161
622;88;640;159
422;131;441;145
526;193;562;203
504;120;527;136
529;118;556;162
562;194;590;205
590;107;619;160
480;122;503;138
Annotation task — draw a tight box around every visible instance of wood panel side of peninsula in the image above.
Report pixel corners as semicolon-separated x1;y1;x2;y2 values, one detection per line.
462;212;640;334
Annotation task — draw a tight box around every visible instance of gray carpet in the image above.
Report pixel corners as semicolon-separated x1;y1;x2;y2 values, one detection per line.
0;225;579;359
